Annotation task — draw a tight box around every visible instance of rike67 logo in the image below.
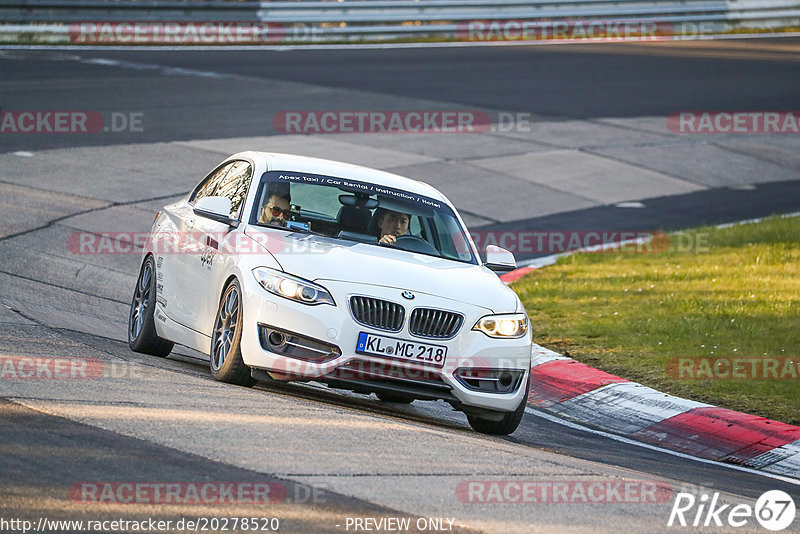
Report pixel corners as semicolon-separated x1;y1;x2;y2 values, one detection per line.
668;490;796;531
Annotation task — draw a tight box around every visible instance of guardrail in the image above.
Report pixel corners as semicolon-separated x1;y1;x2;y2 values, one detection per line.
1;0;799;44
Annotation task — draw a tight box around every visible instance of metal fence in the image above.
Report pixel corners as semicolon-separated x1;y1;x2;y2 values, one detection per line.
1;0;799;44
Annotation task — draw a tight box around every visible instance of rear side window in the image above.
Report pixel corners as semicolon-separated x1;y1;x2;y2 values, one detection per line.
190;162;234;203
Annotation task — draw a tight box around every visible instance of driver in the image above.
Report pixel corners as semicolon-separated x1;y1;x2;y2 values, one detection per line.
259;183;292;227
377;209;411;245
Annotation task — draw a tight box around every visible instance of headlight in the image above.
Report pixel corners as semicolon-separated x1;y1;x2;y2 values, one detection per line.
472;313;528;338
252;267;335;306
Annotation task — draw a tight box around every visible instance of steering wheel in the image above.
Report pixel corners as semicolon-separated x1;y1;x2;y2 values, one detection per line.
388;234;440;255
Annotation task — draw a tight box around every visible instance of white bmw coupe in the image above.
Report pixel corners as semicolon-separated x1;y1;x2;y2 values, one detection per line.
128;152;532;434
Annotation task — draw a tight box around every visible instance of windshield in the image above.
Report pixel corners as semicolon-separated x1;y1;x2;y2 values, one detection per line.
249;171;477;265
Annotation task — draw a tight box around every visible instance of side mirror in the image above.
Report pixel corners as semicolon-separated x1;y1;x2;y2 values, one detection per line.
193;196;239;228
484;244;517;272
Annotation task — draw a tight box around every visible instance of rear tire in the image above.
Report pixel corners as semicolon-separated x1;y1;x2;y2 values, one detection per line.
467;377;529;435
209;280;256;387
128;256;173;357
376;392;414;404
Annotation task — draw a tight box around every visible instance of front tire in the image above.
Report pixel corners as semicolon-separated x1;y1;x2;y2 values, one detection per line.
209;280;256;387
467;377;529;435
128;255;173;357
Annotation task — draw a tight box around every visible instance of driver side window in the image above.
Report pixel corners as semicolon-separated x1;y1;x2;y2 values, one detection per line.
214;161;253;219
190;162;234;204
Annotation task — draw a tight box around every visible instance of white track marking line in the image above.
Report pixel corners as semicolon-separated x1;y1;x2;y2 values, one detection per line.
525;406;800;486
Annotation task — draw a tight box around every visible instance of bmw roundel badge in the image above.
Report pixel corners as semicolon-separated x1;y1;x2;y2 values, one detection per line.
401;291;415;300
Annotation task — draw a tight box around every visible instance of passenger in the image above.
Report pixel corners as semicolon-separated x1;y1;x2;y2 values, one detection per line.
259;183;292;226
376;209;411;245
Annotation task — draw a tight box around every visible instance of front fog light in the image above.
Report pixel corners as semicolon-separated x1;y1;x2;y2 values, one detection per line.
454;368;525;393
473;313;528;338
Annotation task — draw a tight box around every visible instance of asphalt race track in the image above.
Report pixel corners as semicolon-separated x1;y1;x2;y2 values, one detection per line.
3;40;800;150
1;39;800;533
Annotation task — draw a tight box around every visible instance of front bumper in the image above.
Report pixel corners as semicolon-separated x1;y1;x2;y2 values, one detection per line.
239;276;532;413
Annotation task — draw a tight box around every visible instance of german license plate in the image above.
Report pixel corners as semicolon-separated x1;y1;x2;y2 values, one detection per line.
356;332;447;368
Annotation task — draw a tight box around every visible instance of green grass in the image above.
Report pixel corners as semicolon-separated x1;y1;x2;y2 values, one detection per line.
513;215;800;425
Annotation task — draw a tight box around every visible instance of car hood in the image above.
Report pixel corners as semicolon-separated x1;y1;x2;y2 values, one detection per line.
245;227;519;313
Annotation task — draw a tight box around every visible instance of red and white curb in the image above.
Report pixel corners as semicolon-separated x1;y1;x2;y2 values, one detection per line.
501;214;800;479
524;345;800;479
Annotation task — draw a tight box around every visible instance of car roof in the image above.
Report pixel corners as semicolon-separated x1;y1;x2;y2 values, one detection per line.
232;151;449;203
